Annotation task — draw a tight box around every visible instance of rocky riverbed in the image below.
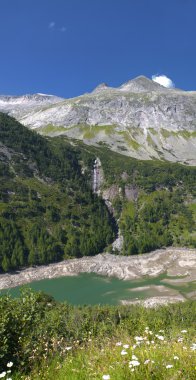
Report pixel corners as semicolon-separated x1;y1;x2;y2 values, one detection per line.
0;247;195;306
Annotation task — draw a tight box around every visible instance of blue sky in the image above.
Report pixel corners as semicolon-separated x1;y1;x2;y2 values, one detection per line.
0;0;195;97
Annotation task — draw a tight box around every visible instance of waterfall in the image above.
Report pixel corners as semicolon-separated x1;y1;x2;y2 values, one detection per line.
93;157;102;193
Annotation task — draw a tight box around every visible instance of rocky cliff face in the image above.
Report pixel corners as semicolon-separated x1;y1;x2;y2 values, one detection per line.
0;76;196;165
0;93;64;119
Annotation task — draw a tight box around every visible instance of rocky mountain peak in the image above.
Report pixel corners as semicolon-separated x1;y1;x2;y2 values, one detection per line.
119;75;168;92
92;83;110;93
0;77;195;166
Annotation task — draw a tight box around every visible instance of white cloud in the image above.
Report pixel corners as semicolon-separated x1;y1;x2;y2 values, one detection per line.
152;75;175;88
49;21;55;29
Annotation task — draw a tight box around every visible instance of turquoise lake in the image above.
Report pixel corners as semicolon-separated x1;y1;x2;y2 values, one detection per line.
1;273;195;305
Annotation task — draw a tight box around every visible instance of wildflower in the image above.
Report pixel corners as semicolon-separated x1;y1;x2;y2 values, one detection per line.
7;378;12;380
121;349;128;355
155;335;164;341
132;354;138;360
177;337;183;342
166;365;173;369
116;342;122;346
159;329;164;332
190;343;196;351
144;359;151;364
130;368;135;372
102;375;110;380
132;344;137;349
123;344;129;349
181;330;187;333
134;336;144;341
7;362;13;368
129;360;140;367
0;373;6;379
151;340;155;344
65;346;72;351
174;356;179;360
145;327;149;330
183;346;187;350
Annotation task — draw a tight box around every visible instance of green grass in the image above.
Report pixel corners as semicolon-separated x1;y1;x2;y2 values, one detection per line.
148;128;158;136
79;124;116;139
177;130;196;139
13;320;196;379
1;289;195;380
121;200;135;219
161;129;196;140
38;124;66;135
188;203;196;222
117;131;141;151
147;133;157;147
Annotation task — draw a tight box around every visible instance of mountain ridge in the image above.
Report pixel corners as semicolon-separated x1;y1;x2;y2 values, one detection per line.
0;75;195;165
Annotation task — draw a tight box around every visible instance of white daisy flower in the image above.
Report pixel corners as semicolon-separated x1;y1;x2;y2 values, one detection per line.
7;362;13;368
121;349;128;355
144;359;151;364
129;360;140;367
155;335;164;341
190;343;196;351
134;336;144;341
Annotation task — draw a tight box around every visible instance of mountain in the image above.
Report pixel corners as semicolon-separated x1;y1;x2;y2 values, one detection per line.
0;112;195;272
0;113;116;272
0;76;195;165
0;93;64;119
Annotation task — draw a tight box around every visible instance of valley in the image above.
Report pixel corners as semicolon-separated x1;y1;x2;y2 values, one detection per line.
1;3;196;378
0;80;195;307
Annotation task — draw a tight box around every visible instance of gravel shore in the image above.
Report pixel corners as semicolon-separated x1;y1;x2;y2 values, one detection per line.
0;247;195;291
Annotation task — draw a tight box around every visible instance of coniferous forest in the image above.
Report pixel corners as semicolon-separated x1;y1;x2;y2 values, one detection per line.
0;113;116;272
0;112;195;272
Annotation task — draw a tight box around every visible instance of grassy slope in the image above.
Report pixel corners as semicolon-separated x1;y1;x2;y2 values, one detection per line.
20;336;195;380
0;293;193;380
